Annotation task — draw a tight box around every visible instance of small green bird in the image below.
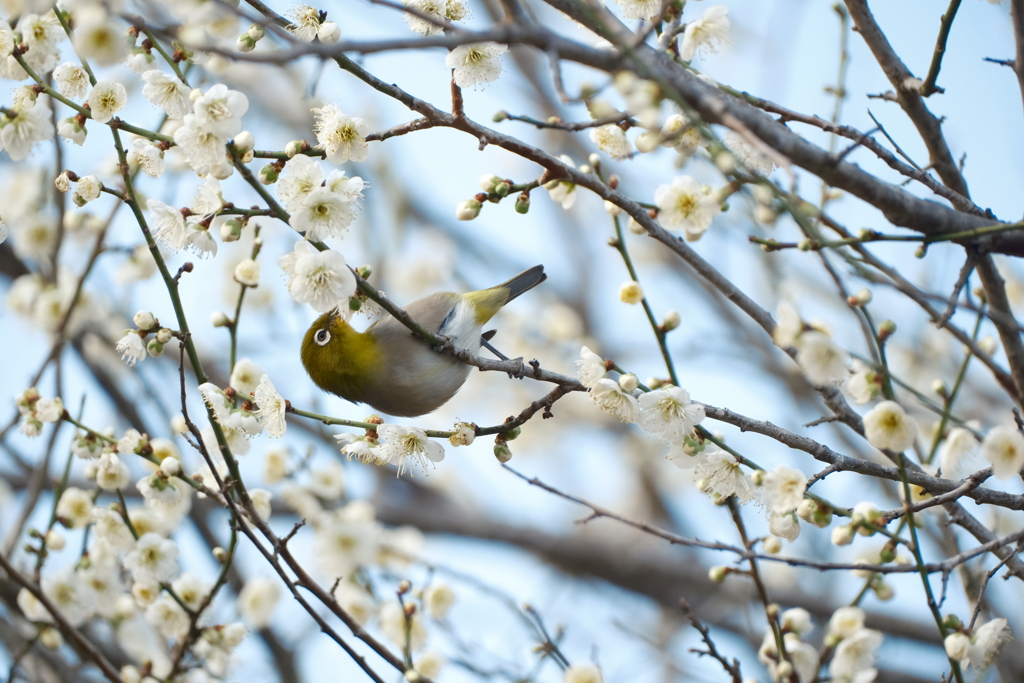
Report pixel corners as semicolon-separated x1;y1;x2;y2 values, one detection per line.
301;265;546;417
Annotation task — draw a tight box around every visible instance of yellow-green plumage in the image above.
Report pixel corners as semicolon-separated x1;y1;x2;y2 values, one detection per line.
301;265;546;417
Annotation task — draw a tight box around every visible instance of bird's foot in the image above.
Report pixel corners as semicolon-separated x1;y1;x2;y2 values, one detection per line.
506;357;527;380
434;333;456;354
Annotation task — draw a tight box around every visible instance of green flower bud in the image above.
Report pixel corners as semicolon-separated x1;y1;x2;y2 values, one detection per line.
494;443;512;462
220;218;243;242
248;23;265;41
456;198;482;221
258;164;279;185
147;339;164;357
236;34;256;52
662;310;681;331
505;426;521;440
515;192;530;214
492;110;508;122
134;310;156;331
155;328;173;344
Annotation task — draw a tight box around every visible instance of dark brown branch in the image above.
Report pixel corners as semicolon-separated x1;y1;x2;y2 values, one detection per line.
920;0;962;97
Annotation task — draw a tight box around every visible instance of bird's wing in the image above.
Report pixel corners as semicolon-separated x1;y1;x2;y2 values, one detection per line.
370;292;461;339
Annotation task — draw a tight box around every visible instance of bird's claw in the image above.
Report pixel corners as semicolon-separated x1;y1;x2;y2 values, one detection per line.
506;357;527;380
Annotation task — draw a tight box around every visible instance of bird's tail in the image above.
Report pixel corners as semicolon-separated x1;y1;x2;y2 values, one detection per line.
465;265;546;324
496;264;546;304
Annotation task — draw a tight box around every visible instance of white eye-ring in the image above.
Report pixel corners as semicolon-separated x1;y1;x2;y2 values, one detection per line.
315;329;331;346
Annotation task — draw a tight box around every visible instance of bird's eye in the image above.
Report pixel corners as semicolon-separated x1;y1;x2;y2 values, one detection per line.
315;329;331;346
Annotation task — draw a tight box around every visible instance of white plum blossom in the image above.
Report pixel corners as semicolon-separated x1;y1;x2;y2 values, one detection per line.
796;331;849;385
590;123;632;159
127;51;156;73
53;63;90;99
277;154;323;212
289;186;356;242
141;70;191;119
0;19;14;61
574;346;606;388
313;104;370;163
828;606;866;640
254;374;287;437
1;100;55;161
234;258;260;286
115;330;147;366
981;425;1024;480
145;594;189;638
42;568;95;627
638;386;705;442
87;80;127;124
945;632;971;664
940;427;983;479
763;465;807;513
128;137;166;177
863;400;918;452
137;473;182;507
845;360;880;404
278;241;357;312
17;587;53;623
316;511;379;575
769;511;800;541
73;9;129;66
56;487;94;528
589;378;640;423
58;117;87;145
968;618;1012;669
614;0;660;20
564;665;604;683
679;5;730;61
117;428;147;456
237;577;281;628
124;532;179;583
287;5;320;42
333;582;375;625
772;301;803;349
402;0;468;35
830;628;883;679
18;13;64;74
723;131;775;176
309;461;346;499
172;573;211;612
695;448;754;502
73;175;102;206
423;583;456;619
193;84;249;138
380;600;428;650
546;155;578;209
377;424;445;475
92;506;135;551
95;452;131;491
173;115;227;176
446;42;507;88
654;175;721;240
146;199;189;251
228;359;264;397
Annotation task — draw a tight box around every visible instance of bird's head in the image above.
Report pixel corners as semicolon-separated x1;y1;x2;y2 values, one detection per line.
301;310;379;398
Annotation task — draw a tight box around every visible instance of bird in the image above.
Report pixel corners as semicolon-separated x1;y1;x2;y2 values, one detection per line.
301;265;546;418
